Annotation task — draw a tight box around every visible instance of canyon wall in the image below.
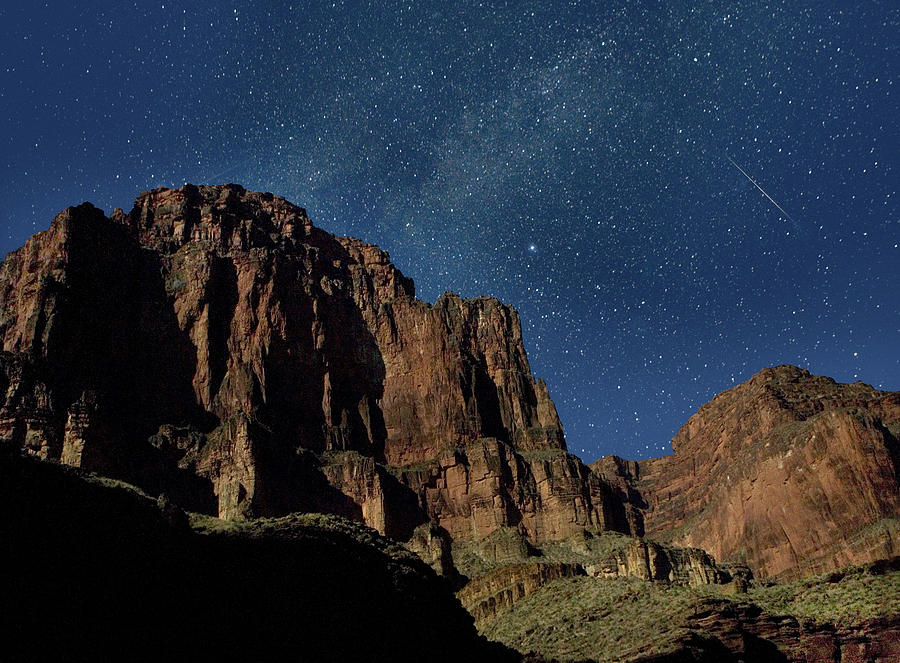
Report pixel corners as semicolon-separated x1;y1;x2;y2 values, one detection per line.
597;366;900;579
2;185;898;585
0;184;635;550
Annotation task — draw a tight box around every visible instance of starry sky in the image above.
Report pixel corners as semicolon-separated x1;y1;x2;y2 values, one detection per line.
2;2;898;461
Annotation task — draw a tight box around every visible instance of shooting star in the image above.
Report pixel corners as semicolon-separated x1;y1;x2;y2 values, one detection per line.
725;153;797;229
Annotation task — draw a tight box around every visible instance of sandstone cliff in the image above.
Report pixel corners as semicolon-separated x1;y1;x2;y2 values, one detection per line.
4;186;898;589
457;536;736;624
0;184;635;555
597;365;900;579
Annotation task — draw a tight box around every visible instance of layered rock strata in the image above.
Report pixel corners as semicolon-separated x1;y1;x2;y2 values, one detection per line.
581;538;728;587
0;184;635;551
4;186;898;588
681;600;900;663
598;366;900;579
459;562;585;622
457;533;737;624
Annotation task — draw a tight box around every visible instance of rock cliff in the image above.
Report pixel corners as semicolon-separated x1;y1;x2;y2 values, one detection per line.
678;600;900;663
599;365;900;579
0;184;634;554
457;537;736;624
3;186;898;589
459;562;586;622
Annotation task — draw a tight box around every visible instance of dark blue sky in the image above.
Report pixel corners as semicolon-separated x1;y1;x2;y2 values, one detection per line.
3;1;897;461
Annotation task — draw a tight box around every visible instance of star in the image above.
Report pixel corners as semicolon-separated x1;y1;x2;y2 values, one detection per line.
2;1;895;462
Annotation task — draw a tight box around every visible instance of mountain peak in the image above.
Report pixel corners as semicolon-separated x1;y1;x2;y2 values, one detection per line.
107;183;313;253
633;365;900;579
0;186;574;541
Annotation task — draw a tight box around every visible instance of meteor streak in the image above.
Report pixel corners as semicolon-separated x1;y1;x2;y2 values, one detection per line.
725;153;797;227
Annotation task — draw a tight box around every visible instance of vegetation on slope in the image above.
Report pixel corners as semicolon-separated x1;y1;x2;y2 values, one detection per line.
746;558;900;626
480;560;900;662
482;576;713;662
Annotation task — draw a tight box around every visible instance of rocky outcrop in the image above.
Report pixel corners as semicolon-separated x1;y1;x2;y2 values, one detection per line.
394;443;636;544
458;535;735;625
603;366;900;579
477;556;899;663
458;562;585;622
582;538;730;587
679;600;900;663
0;185;635;553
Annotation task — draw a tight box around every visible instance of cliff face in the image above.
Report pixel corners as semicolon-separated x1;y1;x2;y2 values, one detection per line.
606;366;900;579
4;185;898;587
0;184;632;549
458;539;731;624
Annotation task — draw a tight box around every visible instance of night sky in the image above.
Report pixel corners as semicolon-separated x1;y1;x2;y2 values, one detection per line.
3;2;898;462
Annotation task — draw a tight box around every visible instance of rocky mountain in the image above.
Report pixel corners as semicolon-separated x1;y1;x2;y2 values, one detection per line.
0;184;640;568
596;365;900;579
3;184;899;662
1;185;897;587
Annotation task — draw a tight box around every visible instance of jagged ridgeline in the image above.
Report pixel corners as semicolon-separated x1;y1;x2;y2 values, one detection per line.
0;185;640;559
599;365;900;580
2;184;900;662
1;184;898;585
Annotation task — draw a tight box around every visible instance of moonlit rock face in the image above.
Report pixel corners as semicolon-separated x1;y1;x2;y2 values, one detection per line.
608;365;900;580
0;185;637;547
1;187;896;584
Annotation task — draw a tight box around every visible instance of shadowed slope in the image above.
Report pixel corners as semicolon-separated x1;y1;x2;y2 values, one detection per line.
0;447;519;662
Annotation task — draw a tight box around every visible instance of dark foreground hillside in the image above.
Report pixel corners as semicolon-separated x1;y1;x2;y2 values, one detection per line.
0;446;519;662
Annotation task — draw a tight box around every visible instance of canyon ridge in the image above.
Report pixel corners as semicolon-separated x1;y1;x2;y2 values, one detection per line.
2;184;898;661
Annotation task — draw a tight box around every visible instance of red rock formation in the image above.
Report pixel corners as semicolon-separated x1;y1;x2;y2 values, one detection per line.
5;186;897;588
458;562;585;622
0;184;632;550
391;442;630;544
606;366;900;579
681;600;900;663
581;538;728;587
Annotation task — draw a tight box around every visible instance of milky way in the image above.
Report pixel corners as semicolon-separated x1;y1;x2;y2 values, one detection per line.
3;2;897;461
